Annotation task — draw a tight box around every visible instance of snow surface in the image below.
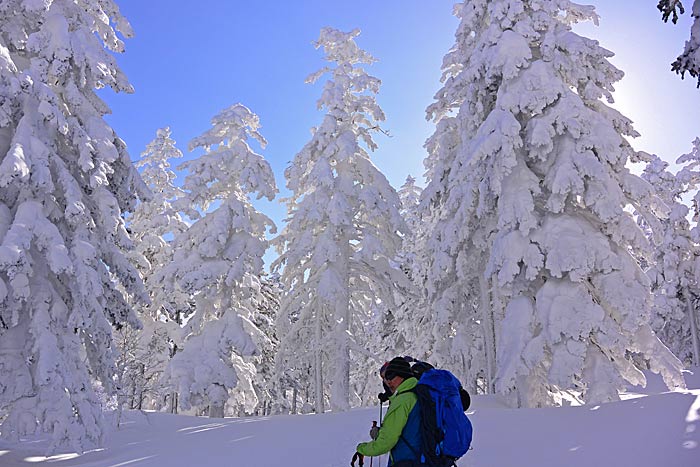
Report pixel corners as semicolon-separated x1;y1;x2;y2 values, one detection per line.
0;371;697;467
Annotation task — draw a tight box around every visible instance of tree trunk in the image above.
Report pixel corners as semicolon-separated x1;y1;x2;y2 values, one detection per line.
480;274;496;394
208;383;227;418
686;288;700;367
129;382;137;410
490;274;507;395
137;363;145;410
314;306;324;414
331;235;351;412
208;402;225;418
168;392;178;414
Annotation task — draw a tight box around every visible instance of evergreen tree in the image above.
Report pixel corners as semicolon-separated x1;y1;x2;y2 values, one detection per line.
639;154;697;366
121;127;189;415
273;28;407;412
233;272;282;416
0;0;146;452
113;321;171;413
129;127;189;323
159;104;277;418
661;138;700;366
391;176;423;360
361;177;424;372
422;0;685;407
397;175;423;254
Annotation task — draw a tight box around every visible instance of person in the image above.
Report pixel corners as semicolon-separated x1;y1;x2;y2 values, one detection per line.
369;420;379;440
355;357;422;467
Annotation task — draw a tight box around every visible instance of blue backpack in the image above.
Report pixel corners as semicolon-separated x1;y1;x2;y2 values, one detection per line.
409;368;473;466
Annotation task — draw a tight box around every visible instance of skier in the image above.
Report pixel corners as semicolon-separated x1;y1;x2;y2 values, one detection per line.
354;357;422;466
369;420;379;440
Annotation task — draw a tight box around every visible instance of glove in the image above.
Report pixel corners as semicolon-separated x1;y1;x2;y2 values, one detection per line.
378;391;390;402
350;451;364;466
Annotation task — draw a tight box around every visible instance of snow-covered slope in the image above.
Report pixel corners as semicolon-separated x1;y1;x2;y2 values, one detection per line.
0;370;698;467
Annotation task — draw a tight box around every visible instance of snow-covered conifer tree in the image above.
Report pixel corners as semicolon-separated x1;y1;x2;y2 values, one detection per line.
639;154;697;366
644;139;700;366
659;0;700;86
225;272;282;416
678;138;700;365
113;321;171;412
273;28;407;412
129;127;189;322
390;176;423;358
159;104;277;418
398;175;422;235
422;0;685;407
364;176;424;365
413;95;488;389
121;127;189;414
0;0;146;452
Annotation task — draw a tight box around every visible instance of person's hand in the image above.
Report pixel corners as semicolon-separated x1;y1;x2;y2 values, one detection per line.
350;451;364;466
378;391;390;402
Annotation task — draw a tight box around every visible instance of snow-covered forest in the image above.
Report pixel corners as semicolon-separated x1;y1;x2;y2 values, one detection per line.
1;0;700;456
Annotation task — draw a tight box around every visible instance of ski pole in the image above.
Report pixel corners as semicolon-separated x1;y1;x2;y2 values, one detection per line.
377;402;384;467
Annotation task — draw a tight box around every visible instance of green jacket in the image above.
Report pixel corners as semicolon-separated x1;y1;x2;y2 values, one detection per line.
356;377;418;458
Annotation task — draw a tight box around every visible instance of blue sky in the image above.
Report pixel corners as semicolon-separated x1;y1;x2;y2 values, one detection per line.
104;1;700;232
104;0;457;227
